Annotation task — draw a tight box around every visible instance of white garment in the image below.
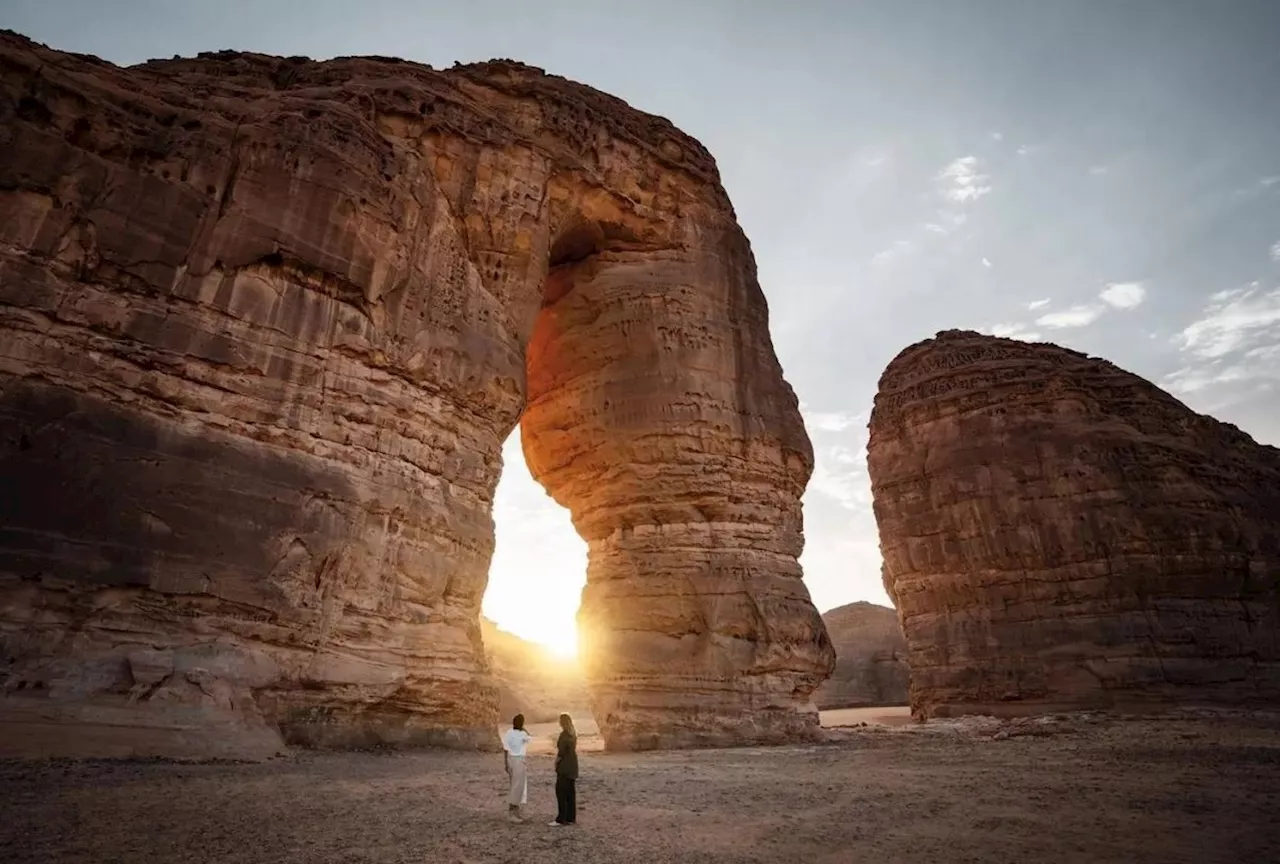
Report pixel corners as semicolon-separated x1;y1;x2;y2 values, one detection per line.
507;755;528;806
503;728;532;757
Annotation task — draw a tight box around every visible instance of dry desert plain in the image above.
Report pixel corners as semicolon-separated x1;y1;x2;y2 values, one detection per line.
3;707;1280;864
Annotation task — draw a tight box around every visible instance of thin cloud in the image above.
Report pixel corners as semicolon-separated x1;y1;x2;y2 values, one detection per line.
989;131;1004;142
1016;145;1031;156
870;239;919;267
1088;165;1109;176
1270;241;1280;263
937;156;992;203
924;209;969;235
1035;305;1106;329
800;406;867;433
1099;281;1147;309
987;322;1043;342
809;446;871;511
981;257;992;268
1175;283;1280;359
1027;298;1051;311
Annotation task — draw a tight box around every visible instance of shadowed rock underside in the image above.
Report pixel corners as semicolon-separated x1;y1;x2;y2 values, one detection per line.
0;32;833;758
869;330;1280;719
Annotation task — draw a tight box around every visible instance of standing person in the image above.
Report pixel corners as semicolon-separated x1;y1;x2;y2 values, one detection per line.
550;713;578;826
502;714;532;823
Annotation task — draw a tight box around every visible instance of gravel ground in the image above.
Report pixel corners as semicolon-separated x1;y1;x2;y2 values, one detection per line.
3;710;1279;864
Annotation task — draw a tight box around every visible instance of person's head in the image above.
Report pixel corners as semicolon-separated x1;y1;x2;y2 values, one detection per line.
559;713;575;736
512;713;525;731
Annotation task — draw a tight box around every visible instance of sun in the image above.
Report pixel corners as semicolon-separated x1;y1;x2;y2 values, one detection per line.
539;627;579;661
481;512;586;662
483;430;588;664
482;597;581;661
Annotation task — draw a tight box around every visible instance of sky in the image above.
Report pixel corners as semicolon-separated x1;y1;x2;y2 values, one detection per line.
9;0;1279;656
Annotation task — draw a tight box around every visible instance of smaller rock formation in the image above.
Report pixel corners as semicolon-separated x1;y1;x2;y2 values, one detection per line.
480;618;589;724
812;602;909;709
869;330;1280;719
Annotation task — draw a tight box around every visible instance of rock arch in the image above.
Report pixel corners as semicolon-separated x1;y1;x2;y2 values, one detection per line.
0;33;833;758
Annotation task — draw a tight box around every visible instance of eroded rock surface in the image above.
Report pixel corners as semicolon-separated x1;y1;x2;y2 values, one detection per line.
869;330;1280;719
0;32;832;758
812;602;908;709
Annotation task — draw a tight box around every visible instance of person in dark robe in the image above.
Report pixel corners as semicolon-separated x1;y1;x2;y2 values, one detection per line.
549;713;578;826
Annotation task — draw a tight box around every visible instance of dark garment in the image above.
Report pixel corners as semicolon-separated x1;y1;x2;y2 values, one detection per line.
555;776;577;825
554;730;578;825
555;731;578;780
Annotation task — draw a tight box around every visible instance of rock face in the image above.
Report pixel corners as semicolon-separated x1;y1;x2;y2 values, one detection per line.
0;33;833;758
479;618;589;724
812;602;909;709
869;330;1280;719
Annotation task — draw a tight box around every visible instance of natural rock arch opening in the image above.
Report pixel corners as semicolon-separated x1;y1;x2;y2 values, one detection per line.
0;35;834;759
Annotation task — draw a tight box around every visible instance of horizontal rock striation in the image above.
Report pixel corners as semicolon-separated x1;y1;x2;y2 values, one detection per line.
869;330;1280;719
812;602;909;710
0;32;831;758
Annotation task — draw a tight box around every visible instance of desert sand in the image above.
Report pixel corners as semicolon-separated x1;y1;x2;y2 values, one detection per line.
4;708;1278;864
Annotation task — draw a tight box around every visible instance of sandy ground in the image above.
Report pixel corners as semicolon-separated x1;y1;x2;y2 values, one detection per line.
3;708;1279;864
523;706;913;754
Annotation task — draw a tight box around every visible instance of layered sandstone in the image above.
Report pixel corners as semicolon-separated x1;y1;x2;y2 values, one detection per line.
812;602;909;709
0;33;832;758
480;618;589;724
869;330;1280;719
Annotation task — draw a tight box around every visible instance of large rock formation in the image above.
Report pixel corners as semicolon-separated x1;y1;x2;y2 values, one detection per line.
812;602;909;709
869;330;1280;719
0;32;833;759
480;618;589;724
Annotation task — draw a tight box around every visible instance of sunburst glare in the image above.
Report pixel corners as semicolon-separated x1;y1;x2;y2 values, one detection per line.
482;430;587;660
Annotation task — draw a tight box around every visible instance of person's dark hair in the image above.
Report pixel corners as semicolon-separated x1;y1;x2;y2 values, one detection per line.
512;713;525;731
559;713;576;736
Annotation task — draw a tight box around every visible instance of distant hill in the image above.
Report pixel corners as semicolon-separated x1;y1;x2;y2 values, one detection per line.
480;617;591;724
812;602;909;709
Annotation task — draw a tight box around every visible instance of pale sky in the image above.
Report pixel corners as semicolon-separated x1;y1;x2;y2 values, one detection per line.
10;0;1279;656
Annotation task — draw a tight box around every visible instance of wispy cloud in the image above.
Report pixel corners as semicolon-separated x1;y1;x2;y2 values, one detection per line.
986;322;1043;342
1099;281;1147;309
989;131;1004;142
1088;165;1109;176
923;210;969;235
800;406;867;433
1035;304;1106;329
937;156;992;203
981;256;993;268
1176;283;1280;359
1016;144;1031;156
1027;298;1051;311
809;445;872;511
870;239;919;267
1164;283;1280;398
1270;241;1280;263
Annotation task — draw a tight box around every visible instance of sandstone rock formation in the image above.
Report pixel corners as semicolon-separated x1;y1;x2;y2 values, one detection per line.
0;32;834;758
812;602;909;709
479;618;589;724
869;330;1280;719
